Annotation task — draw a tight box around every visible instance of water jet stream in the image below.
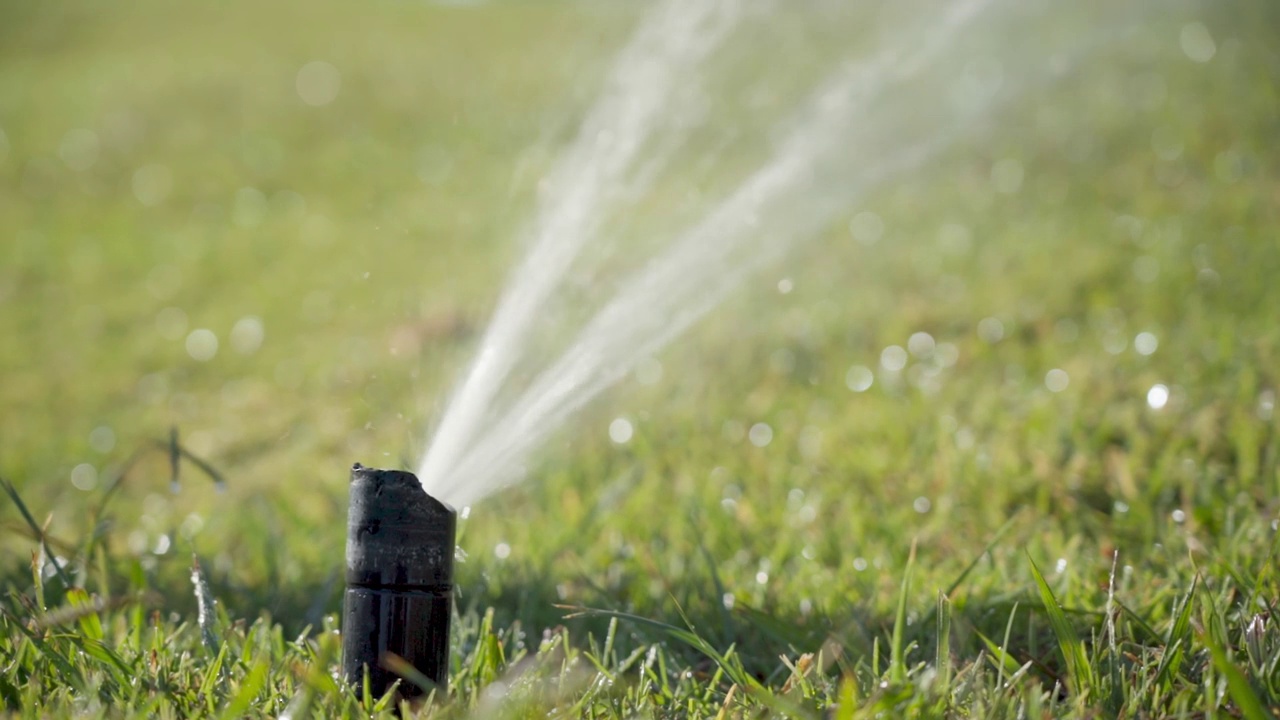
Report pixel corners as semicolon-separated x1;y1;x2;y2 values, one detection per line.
417;0;745;493
419;0;1146;507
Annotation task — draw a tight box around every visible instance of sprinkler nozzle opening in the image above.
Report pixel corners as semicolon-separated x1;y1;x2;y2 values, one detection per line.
342;463;455;701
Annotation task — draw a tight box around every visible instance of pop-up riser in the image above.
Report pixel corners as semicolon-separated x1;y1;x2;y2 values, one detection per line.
343;464;455;700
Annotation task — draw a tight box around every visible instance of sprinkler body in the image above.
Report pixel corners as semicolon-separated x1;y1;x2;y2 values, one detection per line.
343;464;455;700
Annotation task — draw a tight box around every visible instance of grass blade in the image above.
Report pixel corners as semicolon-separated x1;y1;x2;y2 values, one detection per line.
936;591;952;689
1;477;73;590
890;540;916;684
1203;630;1274;720
1028;554;1093;699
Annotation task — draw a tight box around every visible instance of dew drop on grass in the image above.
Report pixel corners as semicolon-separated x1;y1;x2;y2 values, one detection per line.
1180;21;1216;63
748;422;773;447
233;187;269;228
853;558;868;571
845;365;873;392
978;317;1005;344
609;417;633;444
230;316;264;354
880;345;907;372
132;164;172;206
296;60;341;106
1045;368;1069;392
70;463;97;491
494;542;511;560
186;329;218;361
635;357;663;385
1171;509;1186;523
155;307;188;340
1147;384;1170;409
907;332;935;358
88;426;115;453
990;158;1024;194
777;277;793;294
722;593;735;610
1055;558;1067;574
1259;390;1276;421
1134;331;1159;355
58;128;100;172
913;496;931;513
755;571;768;585
849;211;884;245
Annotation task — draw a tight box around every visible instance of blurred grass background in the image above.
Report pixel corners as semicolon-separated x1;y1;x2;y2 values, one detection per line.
1;0;1280;715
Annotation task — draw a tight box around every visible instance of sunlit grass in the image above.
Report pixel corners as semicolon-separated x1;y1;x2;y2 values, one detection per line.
2;0;1280;717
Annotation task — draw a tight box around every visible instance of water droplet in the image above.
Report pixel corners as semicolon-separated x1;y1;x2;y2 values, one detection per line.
748;423;773;448
70;463;97;491
937;223;972;254
635;357;663;386
722;593;735;610
1134;332;1158;356
153;534;171;555
777;277;794;294
913;496;931;513
180;513;205;537
1045;368;1069;392
1114;501;1130;513
88;426;116;454
849;211;884;245
907;332;935;358
722;420;746;443
58;128;100;172
494;542;511;560
1055;558;1067;574
880;345;908;372
1171;509;1186;524
1133;256;1160;283
609;417;633;444
146;265;183;301
1180;22;1216;63
978;317;1004;344
155;307;188;340
991;158;1024;194
845;365;874;392
233;187;269;228
755;571;769;585
1147;384;1170;410
1258;390;1276;421
185;329;219;362
132;164;173;206
296;60;341;106
935;342;960;368
230;316;265;355
852;558;868;571
1150;126;1184;161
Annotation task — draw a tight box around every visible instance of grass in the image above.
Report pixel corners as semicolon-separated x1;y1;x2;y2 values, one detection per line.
2;0;1280;716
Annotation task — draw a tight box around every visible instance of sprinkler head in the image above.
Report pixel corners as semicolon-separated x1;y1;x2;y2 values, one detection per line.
343;463;455;701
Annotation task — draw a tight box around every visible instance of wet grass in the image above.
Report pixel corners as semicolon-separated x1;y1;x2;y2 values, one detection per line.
2;0;1280;717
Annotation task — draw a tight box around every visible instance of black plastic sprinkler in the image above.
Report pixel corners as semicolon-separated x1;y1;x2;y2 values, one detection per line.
343;463;455;701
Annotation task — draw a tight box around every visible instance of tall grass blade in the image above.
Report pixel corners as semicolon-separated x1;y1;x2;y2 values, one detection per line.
1;477;73;590
1204;630;1275;720
890;540;916;684
1028;554;1093;699
936;591;952;689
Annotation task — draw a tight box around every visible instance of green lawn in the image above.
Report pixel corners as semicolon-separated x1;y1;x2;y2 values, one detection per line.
2;0;1279;717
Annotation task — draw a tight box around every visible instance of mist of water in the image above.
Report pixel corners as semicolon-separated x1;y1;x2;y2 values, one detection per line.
418;0;1143;507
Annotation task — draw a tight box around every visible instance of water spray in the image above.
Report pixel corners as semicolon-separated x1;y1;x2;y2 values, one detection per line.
343;463;455;700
